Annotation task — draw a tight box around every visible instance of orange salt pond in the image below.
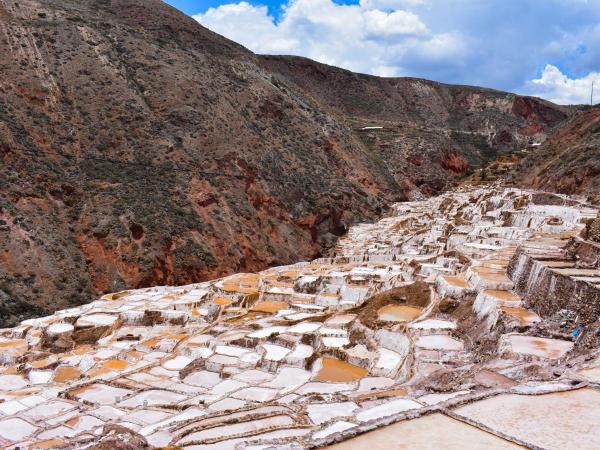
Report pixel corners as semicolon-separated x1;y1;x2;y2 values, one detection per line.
140;337;161;348
53;366;82;383
214;296;233;305
101;359;129;371
86;367;116;378
443;275;470;288
377;305;422;322
315;357;368;382
29;357;56;369
251;301;288;314
484;289;520;303
72;344;93;356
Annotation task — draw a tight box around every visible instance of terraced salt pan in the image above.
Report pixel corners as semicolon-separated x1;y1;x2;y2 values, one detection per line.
261;343;291;361
415;334;464;351
315;358;368;382
409;319;456;331
1;186;598;449
0;417;38;442
322;336;350;348
231;386;279;402
454;388;600;450
70;383;132;405
288;322;321;334
327;413;521;449
75;314;118;327
313;420;355;439
307;402;358;424
355;398;421;422
46;322;75;334
506;334;573;359
263;367;311;390
377;305;422;322
177;414;296;445
373;348;404;376
478;289;521;306
357;376;395;392
577;366;600;382
118;389;187;407
0;374;28;390
500;307;541;325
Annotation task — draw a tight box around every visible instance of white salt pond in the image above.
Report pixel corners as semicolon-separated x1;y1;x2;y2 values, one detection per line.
506;334;573;359
454;388;600;450
415;334;464;351
327;413;521;449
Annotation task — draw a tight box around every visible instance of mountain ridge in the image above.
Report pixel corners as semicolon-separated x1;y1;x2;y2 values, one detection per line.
0;0;571;326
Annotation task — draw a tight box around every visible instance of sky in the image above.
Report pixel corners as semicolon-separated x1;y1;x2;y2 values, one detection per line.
166;0;600;105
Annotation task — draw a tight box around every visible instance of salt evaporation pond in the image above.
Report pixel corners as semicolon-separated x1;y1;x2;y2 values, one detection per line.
315;357;368;382
377;305;422;322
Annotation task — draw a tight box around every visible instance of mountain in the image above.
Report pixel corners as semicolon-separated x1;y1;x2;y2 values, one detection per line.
0;0;570;326
260;55;573;195
511;106;600;204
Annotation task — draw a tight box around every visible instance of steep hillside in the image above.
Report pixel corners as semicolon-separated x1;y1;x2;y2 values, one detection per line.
0;0;569;326
260;55;571;195
512;106;600;204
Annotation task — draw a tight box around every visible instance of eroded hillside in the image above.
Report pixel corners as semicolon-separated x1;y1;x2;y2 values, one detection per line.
261;55;572;195
0;0;571;325
511;106;600;204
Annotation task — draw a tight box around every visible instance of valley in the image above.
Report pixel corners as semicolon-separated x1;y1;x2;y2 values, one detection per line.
1;183;599;448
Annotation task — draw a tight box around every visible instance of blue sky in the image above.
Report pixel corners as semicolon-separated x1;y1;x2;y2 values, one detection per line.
165;0;600;104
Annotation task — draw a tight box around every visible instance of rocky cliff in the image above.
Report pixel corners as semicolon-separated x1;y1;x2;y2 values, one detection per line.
0;0;570;326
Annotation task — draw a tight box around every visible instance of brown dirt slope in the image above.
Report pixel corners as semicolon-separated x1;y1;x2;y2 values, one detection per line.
0;0;570;325
511;106;600;204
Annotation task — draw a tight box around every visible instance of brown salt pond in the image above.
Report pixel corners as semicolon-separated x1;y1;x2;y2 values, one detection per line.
315;357;368;382
377;305;422;322
52;366;83;383
484;289;521;304
500;307;541;326
442;275;470;288
251;301;288;314
214;296;233;305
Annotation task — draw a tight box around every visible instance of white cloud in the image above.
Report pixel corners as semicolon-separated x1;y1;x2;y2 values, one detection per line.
363;9;428;37
197;2;297;53
360;0;426;9
524;64;600;105
194;0;464;76
193;0;600;103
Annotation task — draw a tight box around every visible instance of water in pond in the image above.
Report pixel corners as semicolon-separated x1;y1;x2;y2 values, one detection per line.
377;305;422;322
101;359;129;371
315;357;368;382
251;301;288;313
214;296;232;305
53;366;82;383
